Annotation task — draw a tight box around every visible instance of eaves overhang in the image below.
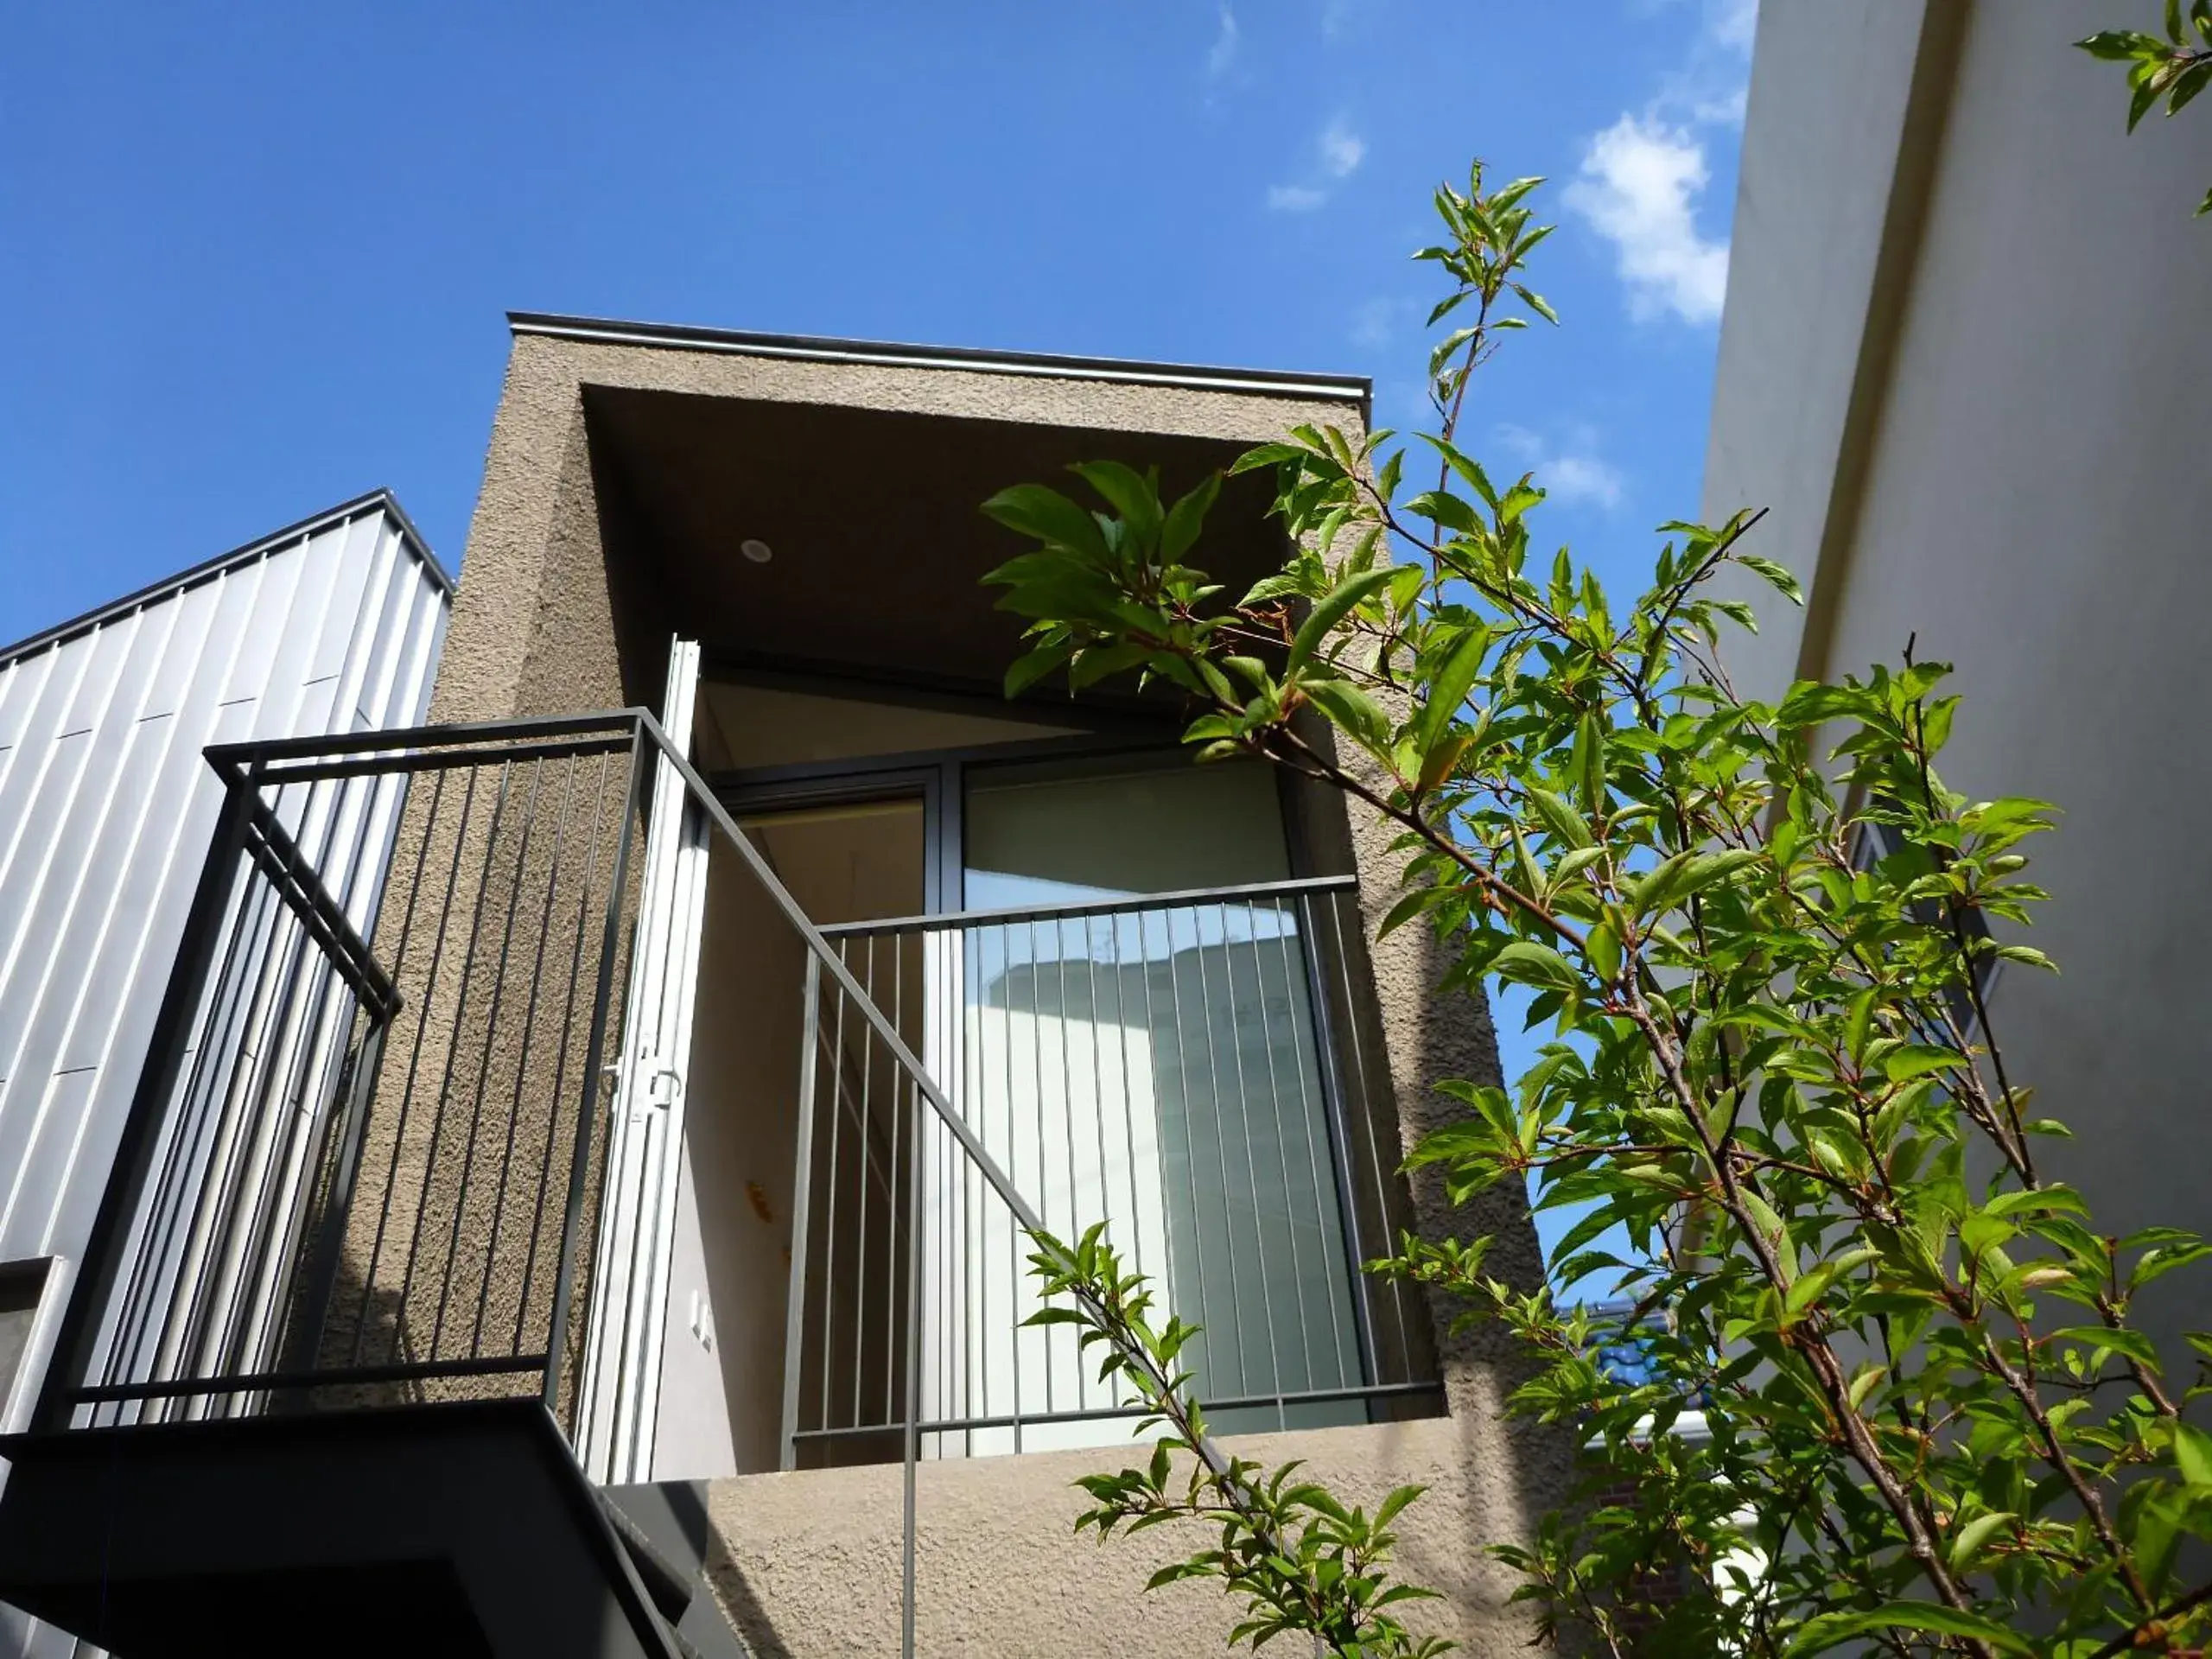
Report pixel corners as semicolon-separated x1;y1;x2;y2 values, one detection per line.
506;311;1373;422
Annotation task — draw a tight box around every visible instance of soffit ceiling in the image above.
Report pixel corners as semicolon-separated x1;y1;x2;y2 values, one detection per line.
581;384;1292;702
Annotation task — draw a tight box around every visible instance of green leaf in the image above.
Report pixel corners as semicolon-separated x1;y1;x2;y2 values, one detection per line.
1287;567;1398;677
1882;1044;1961;1084
1584;921;1622;984
1414;625;1490;756
1414;433;1500;509
2052;1325;2162;1369
1571;711;1606;815
1004;641;1072;698
1489;941;1581;993
2077;29;2158;60
980;483;1111;563
1301;677;1396;758
1738;553;1803;605
1524;785;1595;850
1068;460;1164;546
1787;1602;2031;1656
2173;1421;2212;1489
1947;1510;2016;1573
1160;472;1222;563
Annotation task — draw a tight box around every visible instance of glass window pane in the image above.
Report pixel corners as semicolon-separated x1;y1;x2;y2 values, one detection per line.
963;757;1287;911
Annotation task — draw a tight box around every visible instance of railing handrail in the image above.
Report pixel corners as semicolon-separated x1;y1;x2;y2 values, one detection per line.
814;872;1361;939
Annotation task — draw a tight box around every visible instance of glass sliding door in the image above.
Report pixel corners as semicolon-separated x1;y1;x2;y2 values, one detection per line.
950;757;1362;1446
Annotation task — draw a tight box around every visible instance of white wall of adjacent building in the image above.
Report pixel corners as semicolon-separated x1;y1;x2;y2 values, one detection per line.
0;496;449;1423
1705;2;2212;1356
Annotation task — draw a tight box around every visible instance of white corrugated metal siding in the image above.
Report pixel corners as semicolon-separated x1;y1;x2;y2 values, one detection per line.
0;494;448;1371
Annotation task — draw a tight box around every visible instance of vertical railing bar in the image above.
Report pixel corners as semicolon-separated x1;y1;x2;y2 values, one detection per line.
1078;916;1111;1408
154;788;306;1401
957;937;968;1452
1243;896;1316;1416
1160;906;1214;1397
101;807;273;1402
1118;907;1160;1411
283;1013;391;1376
397;760;513;1363
173;778;338;1400
514;752;612;1351
35;777;257;1433
1287;893;1373;1392
355;764;476;1367
1026;918;1052;1417
901;1076;925;1659
311;764;435;1368
473;754;574;1356
960;924;980;1456
780;951;823;1470
205;772;358;1394
1324;889;1413;1370
819;941;846;1440
542;721;648;1419
885;934;903;1428
1212;900;1285;1427
204;880;361;1395
856;932;877;1432
1052;915;1080;1408
1187;904;1250;1397
999;923;1022;1453
434;756;543;1357
1105;912;1143;1289
247;755;415;1389
1273;895;1354;1390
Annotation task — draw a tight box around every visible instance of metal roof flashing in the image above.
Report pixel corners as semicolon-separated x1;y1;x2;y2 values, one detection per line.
0;490;453;672
505;312;1373;419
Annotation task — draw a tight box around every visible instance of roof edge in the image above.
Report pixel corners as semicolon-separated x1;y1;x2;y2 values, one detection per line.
506;312;1373;413
0;489;454;673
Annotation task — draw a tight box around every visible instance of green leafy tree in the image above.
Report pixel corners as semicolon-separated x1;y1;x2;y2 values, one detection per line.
988;162;2212;1656
2080;2;2212;213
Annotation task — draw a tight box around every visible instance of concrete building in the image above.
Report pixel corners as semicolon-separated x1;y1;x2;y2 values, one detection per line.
1703;0;2212;1365
0;321;1558;1656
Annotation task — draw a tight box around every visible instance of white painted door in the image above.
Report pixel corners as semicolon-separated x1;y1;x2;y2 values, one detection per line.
575;638;710;1483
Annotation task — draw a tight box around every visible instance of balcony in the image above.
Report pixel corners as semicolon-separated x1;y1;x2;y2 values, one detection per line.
0;704;1438;1653
787;877;1437;1469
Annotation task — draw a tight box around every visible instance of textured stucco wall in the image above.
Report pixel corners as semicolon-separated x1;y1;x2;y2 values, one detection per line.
696;1414;1537;1657
428;325;1560;1644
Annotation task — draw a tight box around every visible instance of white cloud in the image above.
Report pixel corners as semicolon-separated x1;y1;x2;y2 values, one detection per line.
1707;0;1756;55
1205;5;1240;80
1319;116;1365;179
1350;296;1414;349
1568;0;1750;321
1268;116;1363;211
1548;454;1628;509
1497;423;1626;511
1564;114;1730;325
1320;0;1362;38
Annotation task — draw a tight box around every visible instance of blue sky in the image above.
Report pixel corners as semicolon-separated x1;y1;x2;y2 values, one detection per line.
2;0;1750;1259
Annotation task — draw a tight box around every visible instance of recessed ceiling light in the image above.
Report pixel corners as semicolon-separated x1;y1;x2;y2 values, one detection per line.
740;537;773;564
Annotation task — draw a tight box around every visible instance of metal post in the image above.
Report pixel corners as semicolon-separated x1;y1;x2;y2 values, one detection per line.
901;1074;925;1659
779;952;821;1471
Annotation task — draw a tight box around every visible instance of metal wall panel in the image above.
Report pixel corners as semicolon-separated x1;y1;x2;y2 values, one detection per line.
0;496;449;1317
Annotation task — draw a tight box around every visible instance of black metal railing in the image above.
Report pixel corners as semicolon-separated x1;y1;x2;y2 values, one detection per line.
38;714;650;1432
782;878;1439;1467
